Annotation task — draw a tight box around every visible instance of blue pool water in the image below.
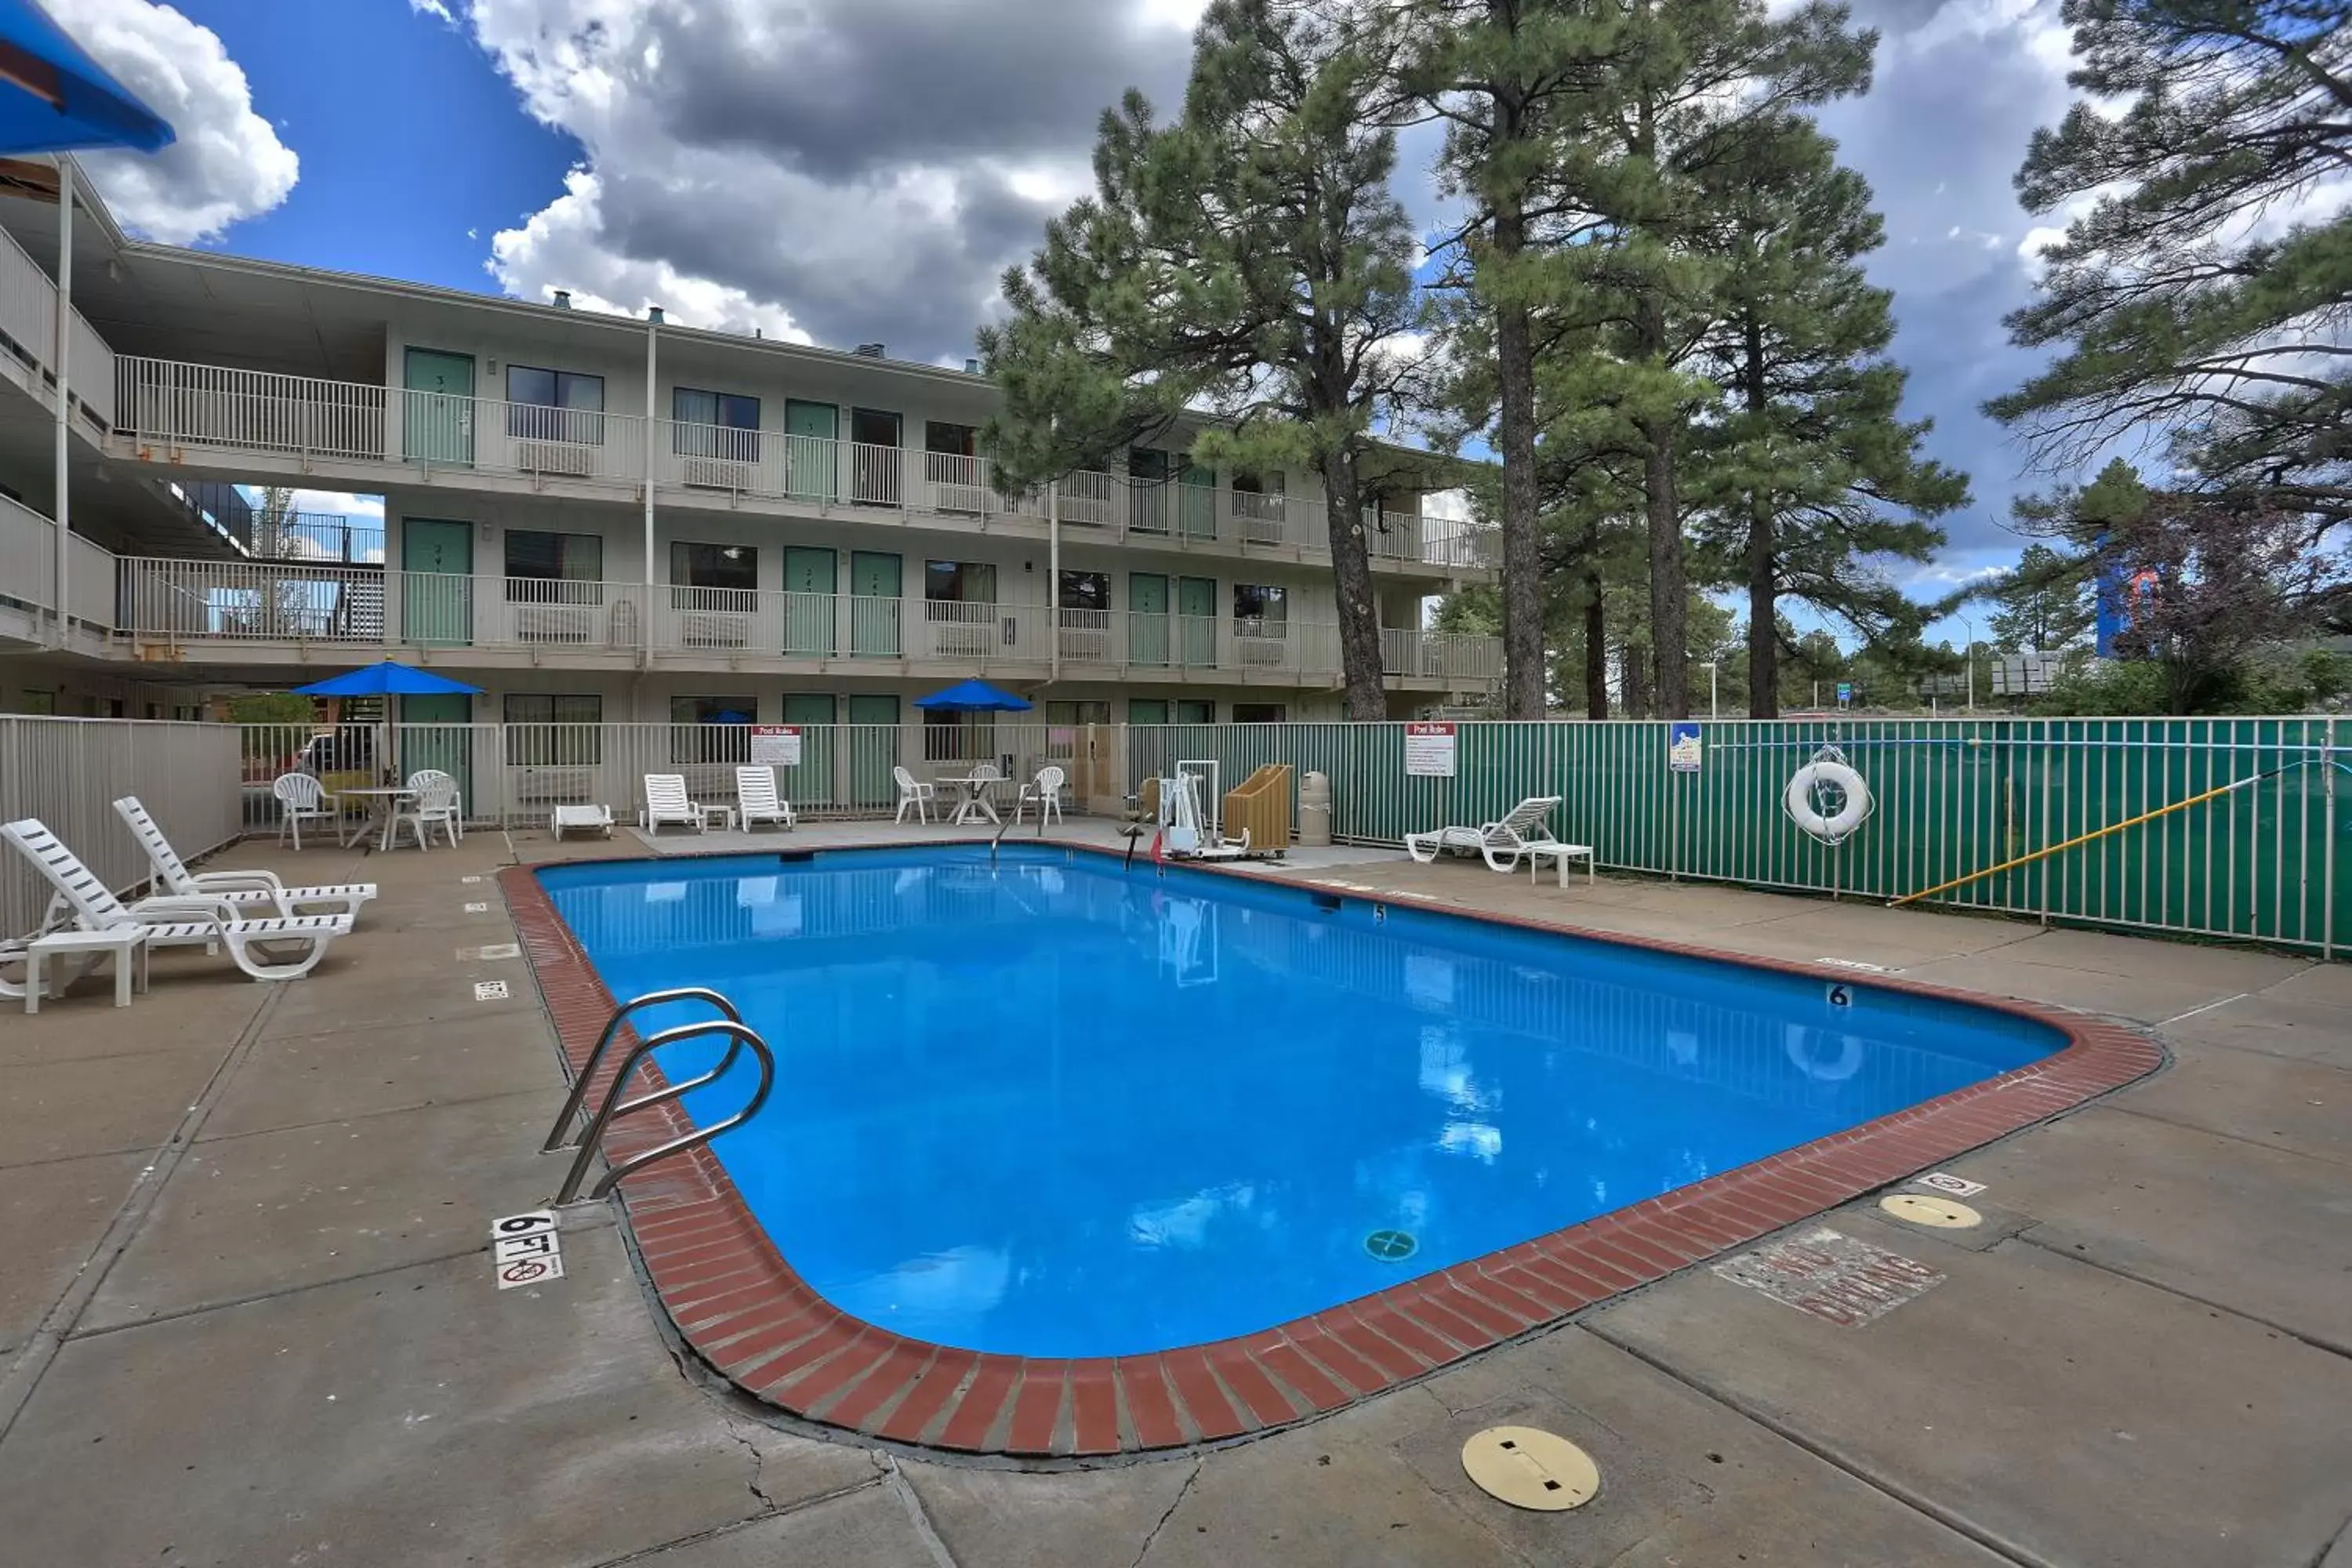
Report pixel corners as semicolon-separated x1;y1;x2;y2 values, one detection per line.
540;848;2061;1358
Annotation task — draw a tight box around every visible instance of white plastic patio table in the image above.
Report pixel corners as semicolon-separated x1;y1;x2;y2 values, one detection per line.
1526;842;1595;887
24;926;149;1014
332;786;416;851
938;774;1001;826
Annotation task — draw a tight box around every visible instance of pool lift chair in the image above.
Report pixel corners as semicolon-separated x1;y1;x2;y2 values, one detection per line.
1152;771;1263;862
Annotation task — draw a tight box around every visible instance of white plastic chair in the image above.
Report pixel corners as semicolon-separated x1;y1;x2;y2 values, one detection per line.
1404;794;1564;873
953;761;1004;826
273;771;336;851
115;797;376;920
735;766;797;832
4;818;352;982
641;774;709;834
892;766;935;826
1015;764;1066;827
394;770;463;851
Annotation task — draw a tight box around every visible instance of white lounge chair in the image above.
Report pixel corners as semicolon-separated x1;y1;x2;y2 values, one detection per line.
550;804;614;840
735;766;797;832
114;797;376;920
3;818;353;982
273;771;337;850
1404;794;1564;873
892;766;935;826
1014;764;1066;827
394;770;463;851
640;774;710;834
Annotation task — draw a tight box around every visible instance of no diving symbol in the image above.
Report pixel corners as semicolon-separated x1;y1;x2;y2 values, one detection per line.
1366;1229;1418;1261
497;1255;564;1289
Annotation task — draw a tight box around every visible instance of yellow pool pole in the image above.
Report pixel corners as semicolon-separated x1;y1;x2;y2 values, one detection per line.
1888;766;2284;909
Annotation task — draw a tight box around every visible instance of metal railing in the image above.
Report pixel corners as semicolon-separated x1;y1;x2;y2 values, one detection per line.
109;356;1498;571
101;562;1502;677
548;989;775;1204
0;717;243;935
1127;716;2350;956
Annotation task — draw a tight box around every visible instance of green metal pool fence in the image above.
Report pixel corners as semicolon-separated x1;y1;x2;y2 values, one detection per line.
1130;717;2349;958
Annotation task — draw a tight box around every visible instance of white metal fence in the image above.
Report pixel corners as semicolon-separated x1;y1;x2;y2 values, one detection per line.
0;717;243;934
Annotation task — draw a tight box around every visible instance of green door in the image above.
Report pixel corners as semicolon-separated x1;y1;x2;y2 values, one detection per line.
782;693;836;810
851;551;901;656
399;692;471;804
1129;698;1169;725
1175;699;1216;725
1178;576;1216;668
782;547;837;655
1130;572;1169;666
847;694;898;806
1180;460;1217;539
401;518;472;644
786;401;839;502
402;349;475;465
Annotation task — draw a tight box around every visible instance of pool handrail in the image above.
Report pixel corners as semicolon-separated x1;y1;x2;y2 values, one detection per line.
552;1015;775;1203
542;985;740;1152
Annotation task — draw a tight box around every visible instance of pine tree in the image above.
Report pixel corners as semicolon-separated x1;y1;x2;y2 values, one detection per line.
979;0;1426;720
1990;0;2352;528
1686;116;1965;717
1986;543;2092;654
1406;0;1622;718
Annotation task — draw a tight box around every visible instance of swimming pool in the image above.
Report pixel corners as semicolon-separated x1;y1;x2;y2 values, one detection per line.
537;846;2068;1363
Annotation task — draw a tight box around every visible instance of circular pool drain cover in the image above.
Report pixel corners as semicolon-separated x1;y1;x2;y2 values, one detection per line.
1365;1229;1418;1261
1461;1426;1599;1512
1880;1192;1983;1229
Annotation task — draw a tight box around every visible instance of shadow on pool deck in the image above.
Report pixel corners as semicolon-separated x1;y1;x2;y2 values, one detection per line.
0;822;2347;1568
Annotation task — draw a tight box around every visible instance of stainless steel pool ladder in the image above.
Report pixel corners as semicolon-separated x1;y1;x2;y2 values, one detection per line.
543;986;775;1205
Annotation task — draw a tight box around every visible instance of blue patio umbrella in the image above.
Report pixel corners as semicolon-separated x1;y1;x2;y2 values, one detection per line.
292;661;484;698
913;679;1033;713
0;0;175;156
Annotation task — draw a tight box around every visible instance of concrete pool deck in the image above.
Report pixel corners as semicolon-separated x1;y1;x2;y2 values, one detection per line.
0;821;2347;1566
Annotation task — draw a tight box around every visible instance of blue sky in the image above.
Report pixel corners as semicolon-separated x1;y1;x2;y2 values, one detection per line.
64;0;2105;651
137;0;570;292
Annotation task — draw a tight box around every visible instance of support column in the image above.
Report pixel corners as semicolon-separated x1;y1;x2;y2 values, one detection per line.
51;158;72;644
1047;478;1060;685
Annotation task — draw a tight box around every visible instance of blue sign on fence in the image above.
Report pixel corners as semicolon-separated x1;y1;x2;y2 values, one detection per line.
1836;682;1853;706
1669;721;1702;772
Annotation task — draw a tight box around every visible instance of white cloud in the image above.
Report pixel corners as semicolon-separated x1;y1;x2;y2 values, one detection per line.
408;0;456;19
425;0;1203;357
50;0;299;245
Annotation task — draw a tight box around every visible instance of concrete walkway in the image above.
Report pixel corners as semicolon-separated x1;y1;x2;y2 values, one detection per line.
0;823;2347;1567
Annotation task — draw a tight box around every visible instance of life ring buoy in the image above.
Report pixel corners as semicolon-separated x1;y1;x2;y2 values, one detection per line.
1785;1024;1866;1082
1786;759;1871;843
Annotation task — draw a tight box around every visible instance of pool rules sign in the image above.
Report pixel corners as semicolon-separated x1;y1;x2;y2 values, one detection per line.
1405;721;1458;778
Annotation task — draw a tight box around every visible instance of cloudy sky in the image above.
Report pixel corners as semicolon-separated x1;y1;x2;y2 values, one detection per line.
56;0;2090;637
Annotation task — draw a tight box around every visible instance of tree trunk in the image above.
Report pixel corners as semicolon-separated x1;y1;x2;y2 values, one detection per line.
1636;290;1687;720
1323;453;1388;721
1741;312;1778;719
1584;572;1610;719
1494;234;1545;717
1488;25;1545;720
1623;642;1650;719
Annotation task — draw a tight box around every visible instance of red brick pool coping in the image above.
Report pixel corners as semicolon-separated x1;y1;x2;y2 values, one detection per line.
499;848;2163;1458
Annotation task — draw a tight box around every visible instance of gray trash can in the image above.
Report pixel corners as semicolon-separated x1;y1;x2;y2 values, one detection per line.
1298;770;1333;848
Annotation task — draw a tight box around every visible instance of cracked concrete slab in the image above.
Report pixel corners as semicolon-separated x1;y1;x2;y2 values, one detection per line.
2109;1044;2350;1167
0;1229;872;1568
201;1010;568;1139
0;1149;144;1354
1590;1217;2352;1568
908;1457;1200;1568
622;1483;935;1566
81;1087;573;1330
0;1046;226;1167
2161;992;2352;1070
1947;1107;2352;1353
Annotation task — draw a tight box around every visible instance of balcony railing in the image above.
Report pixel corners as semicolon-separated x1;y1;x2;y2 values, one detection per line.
100;557;1501;681
0;223;117;426
111;355;1501;572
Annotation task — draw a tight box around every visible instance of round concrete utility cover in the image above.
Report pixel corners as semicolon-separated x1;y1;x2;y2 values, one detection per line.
1880;1192;1983;1229
1461;1426;1599;1512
